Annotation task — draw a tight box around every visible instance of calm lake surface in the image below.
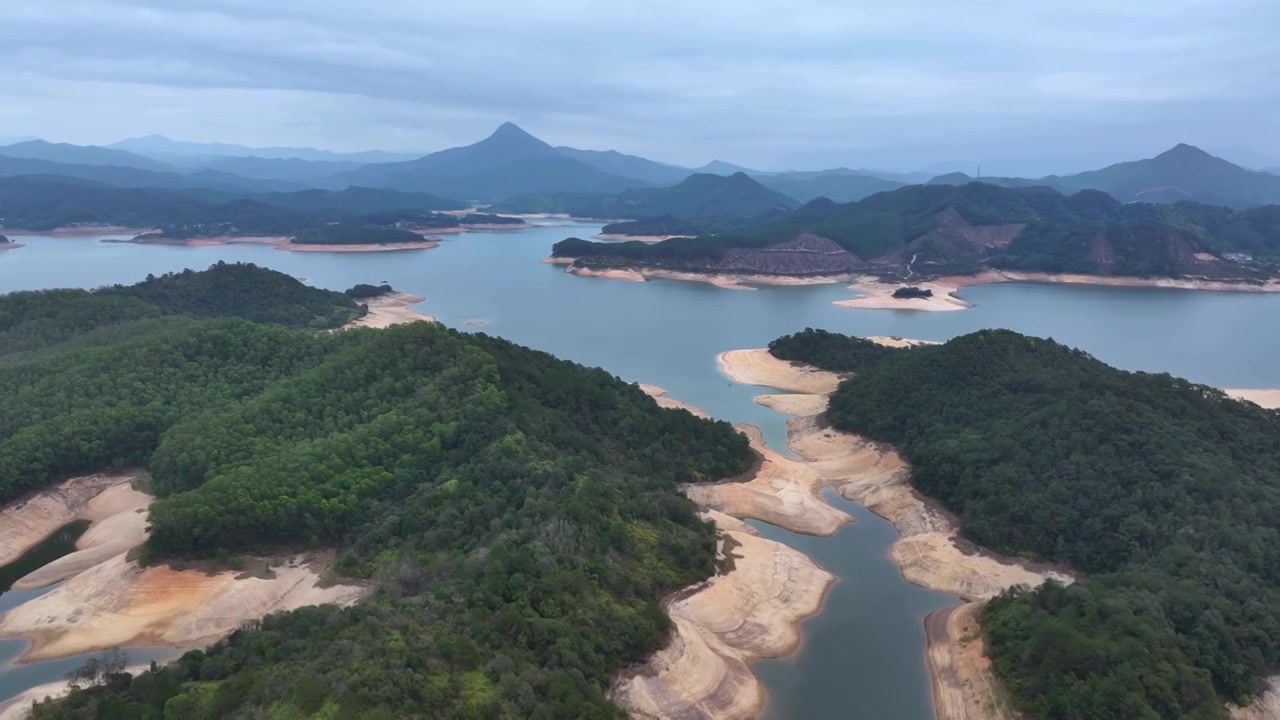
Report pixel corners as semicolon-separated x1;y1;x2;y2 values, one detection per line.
2;225;1279;717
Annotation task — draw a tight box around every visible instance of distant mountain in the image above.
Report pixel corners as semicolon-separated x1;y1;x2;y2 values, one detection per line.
0;140;173;171
759;172;905;203
494;172;798;223
332;123;646;201
193;156;364;185
0;156;306;193
554;182;1280;282
695;160;761;175
929;145;1280;208
111;135;419;164
554;147;690;185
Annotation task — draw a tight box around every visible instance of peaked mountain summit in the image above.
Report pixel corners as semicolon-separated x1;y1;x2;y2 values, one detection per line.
929;144;1280;208
331;123;645;201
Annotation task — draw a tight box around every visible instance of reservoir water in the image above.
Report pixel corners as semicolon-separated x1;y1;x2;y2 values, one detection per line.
2;225;1279;717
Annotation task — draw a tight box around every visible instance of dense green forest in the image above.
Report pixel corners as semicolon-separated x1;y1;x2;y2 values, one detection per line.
553;183;1280;280
768;328;1280;719
0;176;464;233
5;266;753;718
0;262;360;357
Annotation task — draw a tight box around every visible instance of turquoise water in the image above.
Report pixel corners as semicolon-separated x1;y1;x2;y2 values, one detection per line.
2;226;1279;717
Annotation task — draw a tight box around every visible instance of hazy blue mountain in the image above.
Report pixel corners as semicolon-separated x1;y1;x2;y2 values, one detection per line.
193;156;365;185
110;134;419;164
0;156;307;193
330;123;646;201
0;140;173;171
554;146;691;184
695;160;761;175
928;145;1280;208
759;172;906;203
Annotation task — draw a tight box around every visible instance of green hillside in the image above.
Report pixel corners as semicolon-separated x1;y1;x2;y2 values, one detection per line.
5;266;752;719
770;328;1280;720
554;183;1280;280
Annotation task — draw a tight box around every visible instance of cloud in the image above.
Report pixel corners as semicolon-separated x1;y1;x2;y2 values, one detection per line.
1;0;1277;172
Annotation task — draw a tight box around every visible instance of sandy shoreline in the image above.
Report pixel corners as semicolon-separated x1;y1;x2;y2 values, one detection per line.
591;233;683;243
0;552;366;663
611;386;846;720
0;473;368;668
130;235;441;253
0;665;151;720
1225;388;1280;409
548;258;853;290
552;259;1280;309
925;604;1019;720
835;277;973;312
948;269;1280;294
0;472;141;570
0;227;153;237
0;242;22;251
341;293;435;329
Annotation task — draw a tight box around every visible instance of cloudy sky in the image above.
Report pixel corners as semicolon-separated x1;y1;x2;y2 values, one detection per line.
2;0;1278;174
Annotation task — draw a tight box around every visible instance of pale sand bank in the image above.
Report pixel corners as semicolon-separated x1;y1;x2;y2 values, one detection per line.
1230;677;1280;720
614;387;842;719
0;242;22;251
591;233;682;243
0;226;153;237
717;349;842;395
949;269;1280;294
342;293;435;329
0;552;366;662
834;278;972;312
135;235;439;253
638;384;711;419
283;241;439;253
12;483;151;591
926;603;1019;720
0;665;150;720
0;471;139;569
612;530;832;720
554;261;853;291
1226;389;1280;409
686;423;851;537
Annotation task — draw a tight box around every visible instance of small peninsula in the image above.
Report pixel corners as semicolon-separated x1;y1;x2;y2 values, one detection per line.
765;328;1280;720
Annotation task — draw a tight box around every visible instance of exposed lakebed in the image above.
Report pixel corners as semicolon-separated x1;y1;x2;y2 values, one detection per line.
3;225;1280;718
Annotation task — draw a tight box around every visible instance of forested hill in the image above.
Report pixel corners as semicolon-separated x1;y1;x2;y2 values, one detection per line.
769;328;1280;720
0;262;361;355
0;175;465;233
552;183;1280;282
10;266;754;718
492;171;800;221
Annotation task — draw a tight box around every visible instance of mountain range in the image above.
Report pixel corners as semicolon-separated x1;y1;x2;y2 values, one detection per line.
4;127;1280;209
929;144;1280;208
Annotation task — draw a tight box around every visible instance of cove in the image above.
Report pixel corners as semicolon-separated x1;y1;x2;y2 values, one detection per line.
2;226;1280;718
0;522;89;602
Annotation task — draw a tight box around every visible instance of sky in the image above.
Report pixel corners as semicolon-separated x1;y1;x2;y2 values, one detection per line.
2;0;1279;175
